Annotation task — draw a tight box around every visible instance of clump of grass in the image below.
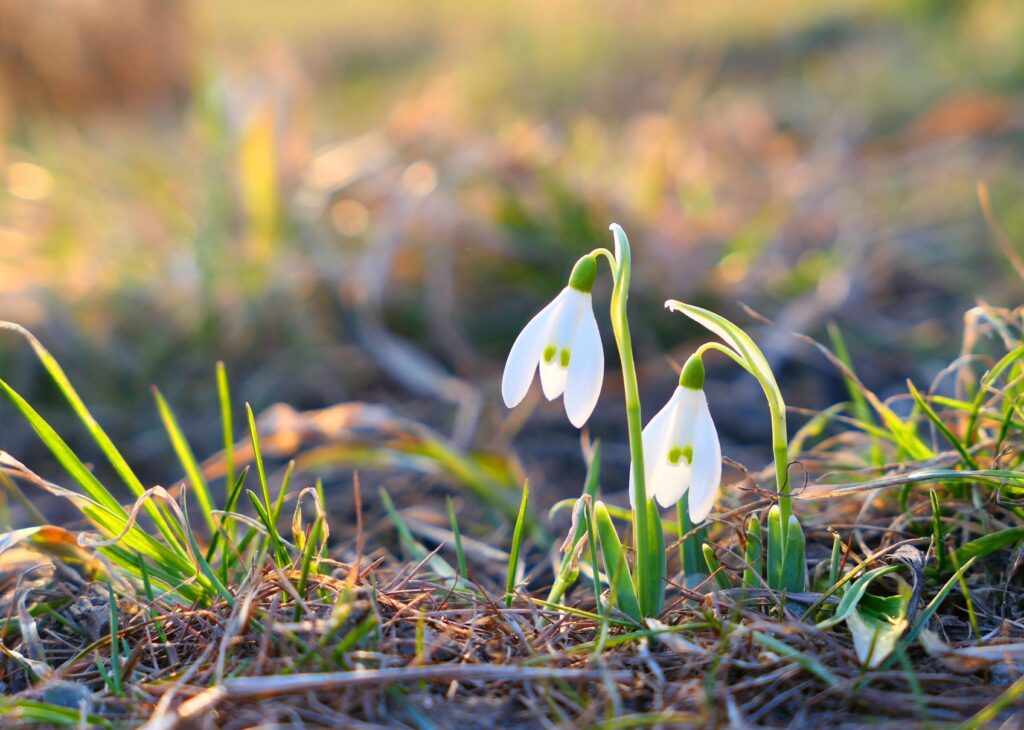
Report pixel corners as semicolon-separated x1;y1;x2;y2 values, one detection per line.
2;296;1024;727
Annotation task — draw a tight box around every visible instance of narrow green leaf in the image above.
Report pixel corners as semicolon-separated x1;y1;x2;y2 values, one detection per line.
378;488;455;579
594;501;641;622
893;557;977;663
828;322;883;466
547;442;602;606
702;544;731;590
247;490;287;568
952;526;1024;569
663;302;777;410
0;380;124;516
332;613;378;664
646;498;666;613
828;533;842;589
153;387;217;534
742;516;763;589
766;505;784;590
0;323;185;551
246;404;271;510
294;515;323;620
446;496;469;580
752;631;840;687
107;583;122;696
205;465;250;572
679;500;707;589
966;344;1024;445
782;515;806;593
245;404;287;566
583;499;605;618
906;380;979;470
817;565;900;630
929;489;947;573
505;481;530;607
216;361;236;493
0;698;111;728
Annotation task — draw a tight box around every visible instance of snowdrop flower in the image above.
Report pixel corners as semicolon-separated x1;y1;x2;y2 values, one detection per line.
631;354;722;522
501;256;604;428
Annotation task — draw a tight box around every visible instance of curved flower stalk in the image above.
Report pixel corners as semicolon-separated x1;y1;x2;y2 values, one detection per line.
631;353;722;523
501;225;663;618
664;301;805;592
606;224;663;617
502;257;604;428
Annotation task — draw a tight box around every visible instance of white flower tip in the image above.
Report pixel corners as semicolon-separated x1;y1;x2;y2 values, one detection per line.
688;498;712;524
654;490;675;509
567;407;589;429
500;382;523;409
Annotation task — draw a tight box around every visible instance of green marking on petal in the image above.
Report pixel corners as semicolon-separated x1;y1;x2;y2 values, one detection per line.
543;345;557;363
559;348;571;368
668;445;693;465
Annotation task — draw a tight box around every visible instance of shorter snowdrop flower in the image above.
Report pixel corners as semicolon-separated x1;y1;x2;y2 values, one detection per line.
631;354;722;522
502;256;604;428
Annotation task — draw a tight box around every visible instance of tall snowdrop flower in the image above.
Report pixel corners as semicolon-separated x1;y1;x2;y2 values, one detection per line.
501;256;604;428
631;354;722;522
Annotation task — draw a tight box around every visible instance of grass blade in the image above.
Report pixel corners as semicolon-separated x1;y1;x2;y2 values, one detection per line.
906;379;978;470
505;481;530;607
378;488;455;579
153;387;217;534
216;361;236;493
446;496;469;580
0;323;185;551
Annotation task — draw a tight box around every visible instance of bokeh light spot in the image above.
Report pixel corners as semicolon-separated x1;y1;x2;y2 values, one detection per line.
331;199;370;237
401;160;438;198
7;162;54;201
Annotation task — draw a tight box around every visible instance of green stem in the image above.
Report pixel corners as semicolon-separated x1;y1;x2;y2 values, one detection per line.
774;437;791;528
607;224;658;616
696;333;790;528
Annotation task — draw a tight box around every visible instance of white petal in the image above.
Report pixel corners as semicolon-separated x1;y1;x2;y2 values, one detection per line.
537;288;581;400
652;388;703;508
630;387;683;508
549;288;586;349
539;359;568;400
687;396;722;522
653;462;692;509
501;291;563;408
563;296;603;428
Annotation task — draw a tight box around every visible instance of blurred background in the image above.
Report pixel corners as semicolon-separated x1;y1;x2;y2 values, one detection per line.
1;0;1023;513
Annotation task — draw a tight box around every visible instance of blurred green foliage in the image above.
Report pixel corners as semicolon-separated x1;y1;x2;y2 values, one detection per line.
1;0;1022;484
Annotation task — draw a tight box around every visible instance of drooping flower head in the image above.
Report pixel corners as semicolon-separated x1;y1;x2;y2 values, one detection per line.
501;256;604;428
631;353;722;522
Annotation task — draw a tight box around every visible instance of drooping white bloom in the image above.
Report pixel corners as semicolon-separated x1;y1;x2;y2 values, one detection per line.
631;355;722;522
501;257;604;428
